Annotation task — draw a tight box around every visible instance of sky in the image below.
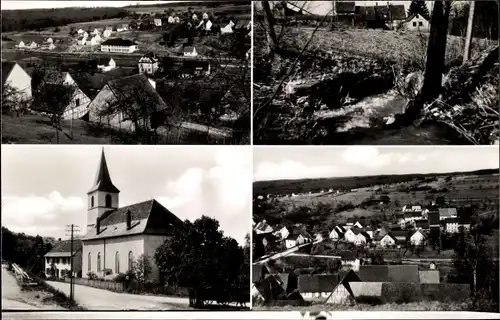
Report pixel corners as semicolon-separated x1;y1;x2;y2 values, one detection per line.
254;146;500;181
1;146;251;245
1;1;173;10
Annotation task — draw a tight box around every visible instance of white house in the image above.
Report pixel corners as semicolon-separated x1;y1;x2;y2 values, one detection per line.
221;21;235;34
284;230;312;249
353;221;363;229
100;38;137;53
82;149;185;281
183;46;198;57
103;29;113;38
410;230;426;246
174;16;180;24
154;18;162;27
77;36;87;46
439;208;458;220
97;57;117;72
168;16;175;24
28;41;38;49
255;220;274;234
343;229;357;243
89;34;103;46
44;240;83;279
17;41;26;48
1;61;32;111
329;227;344;241
138;53;159;75
46;37;53;44
41;42;56;50
354;232;370;246
77;29;85;34
403;14;430;32
117;24;129;32
379;234;397;248
92;28;102;35
276;226;289;240
192;13;198;20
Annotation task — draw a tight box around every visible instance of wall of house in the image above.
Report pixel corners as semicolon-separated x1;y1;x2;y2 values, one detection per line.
326;284;352;304
4;64;32;107
101;44;137;53
44;252;82;278
87;85;136;131
405;16;430;32
285;239;296;249
62;85;91;120
82;235;144;279
143;234;171;282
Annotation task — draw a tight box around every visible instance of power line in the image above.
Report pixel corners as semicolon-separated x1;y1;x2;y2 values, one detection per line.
65;224;80;303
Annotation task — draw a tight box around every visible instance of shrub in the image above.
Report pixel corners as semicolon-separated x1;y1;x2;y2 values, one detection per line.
356;295;383;305
87;271;98;280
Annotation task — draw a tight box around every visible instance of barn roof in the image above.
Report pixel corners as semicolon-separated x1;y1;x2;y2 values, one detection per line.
357;265;420;283
45;239;83;257
298;274;340;293
101;38;137;46
83;199;184;240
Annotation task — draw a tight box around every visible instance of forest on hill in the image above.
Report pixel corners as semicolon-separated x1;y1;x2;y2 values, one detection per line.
254;168;499;196
2;7;128;32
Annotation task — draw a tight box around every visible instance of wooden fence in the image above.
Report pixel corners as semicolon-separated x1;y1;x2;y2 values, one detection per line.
64;277;124;292
63;278;189;296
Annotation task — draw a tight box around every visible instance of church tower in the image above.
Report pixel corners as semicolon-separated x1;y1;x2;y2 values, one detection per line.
87;149;120;228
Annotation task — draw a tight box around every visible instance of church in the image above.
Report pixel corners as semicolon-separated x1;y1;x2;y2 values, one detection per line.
81;149;184;282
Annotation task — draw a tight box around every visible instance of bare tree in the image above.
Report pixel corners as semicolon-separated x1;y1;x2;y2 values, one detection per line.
262;1;279;54
2;83;32;117
463;0;475;63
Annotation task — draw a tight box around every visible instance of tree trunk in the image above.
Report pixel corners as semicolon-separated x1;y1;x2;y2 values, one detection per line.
463;1;476;63
262;1;278;55
402;1;452;122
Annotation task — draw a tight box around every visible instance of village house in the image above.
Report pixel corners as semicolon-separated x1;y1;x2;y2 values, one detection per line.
100;38;137;53
324;270;362;304
103;27;113;38
82;149;185;281
344;218;355;229
88;34;103;46
87;74;167;131
354;231;371;246
97;57;117;72
77;29;85;34
343;228;358;243
353;221;363;229
183;46;198;57
254;220;274;234
379;234;397;248
28;41;38;49
154;18;162;27
77;36;87;46
329;226;345;241
339;251;360;271
298;274;341;302
390;230;409;246
284;229;312;249
92;28;103;35
32;71;91;120
138;52;160;75
439;208;458;220
44;239;83;279
275;226;290;240
1;61;32;110
221;20;235;34
409;230;426;246
403;13;430;32
41;41;56;50
16;41;26;48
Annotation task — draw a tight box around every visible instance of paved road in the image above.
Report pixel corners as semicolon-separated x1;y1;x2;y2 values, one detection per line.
46;281;190;310
1;265;40;310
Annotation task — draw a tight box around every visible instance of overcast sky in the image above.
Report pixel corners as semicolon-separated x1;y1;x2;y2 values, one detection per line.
1;146;251;245
254;146;499;181
2;1;173;10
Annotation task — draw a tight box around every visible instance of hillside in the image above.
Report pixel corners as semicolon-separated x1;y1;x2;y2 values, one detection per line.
254;168;499;196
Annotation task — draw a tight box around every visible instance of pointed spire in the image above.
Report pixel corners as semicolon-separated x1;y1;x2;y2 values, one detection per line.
87;149;120;194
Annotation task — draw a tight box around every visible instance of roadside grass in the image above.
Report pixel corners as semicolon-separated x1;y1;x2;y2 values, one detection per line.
21;281;85;311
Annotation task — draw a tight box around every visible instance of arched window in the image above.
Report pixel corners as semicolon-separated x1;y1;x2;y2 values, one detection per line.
115;251;120;274
105;194;112;207
91;196;94;208
97;252;101;272
88;253;91;271
128;251;133;271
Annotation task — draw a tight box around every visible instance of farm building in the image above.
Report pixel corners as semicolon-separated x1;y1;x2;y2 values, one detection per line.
82;149;185;282
221;21;235;34
97;57;117;72
284;229;312;248
138;52;159;75
28;41;38;49
154;18;162;26
379;234;397;248
183;46;198;57
44;239;83;279
298;274;340;302
100;38;137;53
41;42;56;50
329;226;345;241
16;41;26;48
403;13;430;32
87;74;168;131
1;61;32;111
409;230;426;246
31;71;92;120
438;208;458;220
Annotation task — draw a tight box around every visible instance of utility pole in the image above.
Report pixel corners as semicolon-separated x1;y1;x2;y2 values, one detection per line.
463;0;475;63
65;224;80;303
331;0;337;30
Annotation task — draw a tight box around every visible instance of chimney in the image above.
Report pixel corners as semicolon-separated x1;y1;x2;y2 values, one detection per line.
126;210;131;229
96;217;101;234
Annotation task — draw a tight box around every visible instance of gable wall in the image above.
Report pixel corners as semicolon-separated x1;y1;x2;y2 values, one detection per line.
5;63;32;102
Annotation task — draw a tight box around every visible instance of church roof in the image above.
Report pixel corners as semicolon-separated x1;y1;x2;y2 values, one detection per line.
83;199;184;240
87;149;120;194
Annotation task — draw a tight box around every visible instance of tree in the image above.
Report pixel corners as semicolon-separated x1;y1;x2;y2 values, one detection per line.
154;216;246;307
2;82;31;116
262;1;278;55
462;0;475;63
132;254;152;285
407;1;431;20
32;66;77;144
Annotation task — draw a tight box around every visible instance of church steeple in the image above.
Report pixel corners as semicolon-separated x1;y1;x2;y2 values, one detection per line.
87;148;120;194
87;148;120;228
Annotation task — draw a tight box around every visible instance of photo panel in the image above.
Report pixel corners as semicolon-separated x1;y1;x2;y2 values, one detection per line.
252;146;499;313
2;1;251;145
252;1;498;145
1;145;251;312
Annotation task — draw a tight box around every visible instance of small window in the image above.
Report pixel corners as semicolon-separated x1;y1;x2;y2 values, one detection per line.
413;22;417;27
115;252;120;273
105;194;112;207
88;253;91;271
76;98;80;106
91;196;94;208
97;252;101;272
419;21;423;27
128;251;133;271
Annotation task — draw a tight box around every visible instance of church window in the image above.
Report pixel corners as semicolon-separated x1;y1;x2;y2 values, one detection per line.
91;196;94;208
115;251;120;274
128;251;133;271
105;194;112;207
97;252;101;272
88;253;91;271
